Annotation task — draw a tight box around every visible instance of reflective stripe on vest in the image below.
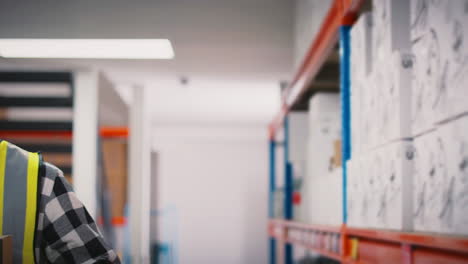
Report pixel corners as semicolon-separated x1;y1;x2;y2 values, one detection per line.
0;141;40;264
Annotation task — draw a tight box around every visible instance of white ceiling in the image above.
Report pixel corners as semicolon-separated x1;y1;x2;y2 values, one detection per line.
0;0;294;125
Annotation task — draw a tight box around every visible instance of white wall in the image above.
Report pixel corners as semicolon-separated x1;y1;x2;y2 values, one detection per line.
153;125;268;264
98;74;128;126
145;79;282;126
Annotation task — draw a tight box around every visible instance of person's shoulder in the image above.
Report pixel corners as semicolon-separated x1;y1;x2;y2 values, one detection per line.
43;162;63;178
41;162;71;197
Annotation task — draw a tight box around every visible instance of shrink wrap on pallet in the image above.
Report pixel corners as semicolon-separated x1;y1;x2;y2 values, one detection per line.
373;0;411;64
347;159;363;227
414;115;468;235
413;129;448;233
411;0;468;135
380;51;413;144
374;141;414;231
442;116;468;235
304;93;341;224
351;12;373;81
350;12;373;157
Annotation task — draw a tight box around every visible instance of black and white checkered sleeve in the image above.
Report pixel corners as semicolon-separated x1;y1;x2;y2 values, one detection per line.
36;163;120;263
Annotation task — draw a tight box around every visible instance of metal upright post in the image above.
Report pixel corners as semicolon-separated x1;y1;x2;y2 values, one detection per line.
73;70;99;218
269;135;276;264
339;25;352;225
283;116;293;264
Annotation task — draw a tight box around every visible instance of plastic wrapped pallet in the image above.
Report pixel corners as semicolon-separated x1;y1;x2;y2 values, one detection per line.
368;67;387;150
306;167;342;226
350;12;373;157
445;1;468;121
372;0;410;64
306;94;341;182
365;147;385;229
411;0;449;135
355;153;372;228
411;0;468;135
350;79;363;157
347;159;362;227
441;115;468;235
360;51;412;151
304;93;341;224
361;71;379;151
413;129;455;233
308;92;341;120
327;167;343;225
351;12;373;81
370;0;411;148
349;141;414;231
414;115;468;235
289;113;309;162
373;140;414;231
362;74;374;152
292;160;307;222
379;51;413;144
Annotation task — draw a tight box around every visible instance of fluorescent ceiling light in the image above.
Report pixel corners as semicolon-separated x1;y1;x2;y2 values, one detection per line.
0;39;174;59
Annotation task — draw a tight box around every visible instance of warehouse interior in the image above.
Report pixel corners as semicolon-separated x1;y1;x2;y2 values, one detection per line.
0;0;467;263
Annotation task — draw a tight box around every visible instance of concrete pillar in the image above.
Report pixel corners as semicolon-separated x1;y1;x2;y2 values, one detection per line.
128;85;151;263
72;70;99;217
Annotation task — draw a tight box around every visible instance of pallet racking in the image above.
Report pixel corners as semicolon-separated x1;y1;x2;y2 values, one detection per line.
268;0;468;263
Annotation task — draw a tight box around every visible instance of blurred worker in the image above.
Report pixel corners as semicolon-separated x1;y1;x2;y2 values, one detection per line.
0;140;120;263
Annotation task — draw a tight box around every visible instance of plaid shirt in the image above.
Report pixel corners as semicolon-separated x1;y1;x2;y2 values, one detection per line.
34;162;121;263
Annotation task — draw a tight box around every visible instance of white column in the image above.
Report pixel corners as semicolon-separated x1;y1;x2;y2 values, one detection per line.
128;85;151;263
72;70;99;217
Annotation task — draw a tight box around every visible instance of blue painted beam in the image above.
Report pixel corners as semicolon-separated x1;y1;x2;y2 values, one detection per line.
283;116;293;264
339;25;352;224
269;139;276;264
284;162;293;264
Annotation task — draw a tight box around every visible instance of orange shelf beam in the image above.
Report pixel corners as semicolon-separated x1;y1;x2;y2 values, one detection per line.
0;127;129;139
288;237;343;262
269;0;365;136
269;220;468;263
346;227;468;255
270;219;342;234
99;126;129;138
0;130;73;139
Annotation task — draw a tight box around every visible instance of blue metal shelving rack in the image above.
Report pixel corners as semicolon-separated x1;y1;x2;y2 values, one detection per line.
268;1;468;263
268;137;276;264
339;25;351;224
267;1;362;263
268;115;294;264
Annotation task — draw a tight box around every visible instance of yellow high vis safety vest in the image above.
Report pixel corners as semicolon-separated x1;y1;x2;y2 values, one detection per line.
0;140;41;264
